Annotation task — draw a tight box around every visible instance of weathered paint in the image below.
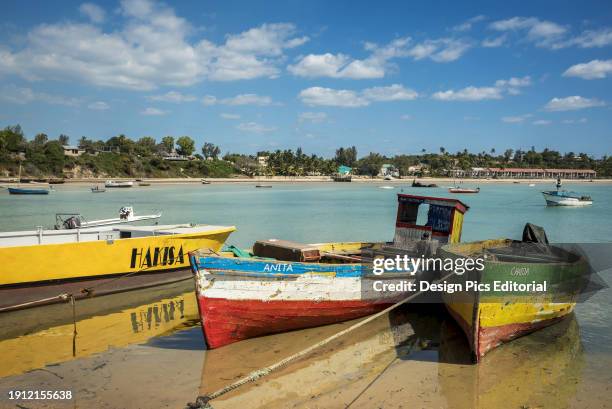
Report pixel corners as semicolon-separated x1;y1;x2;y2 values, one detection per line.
441;239;586;361
0;227;235;286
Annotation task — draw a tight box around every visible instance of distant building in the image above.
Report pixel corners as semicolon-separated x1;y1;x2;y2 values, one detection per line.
337;165;352;175
63;145;85;157
406;164;428;175
466;167;596;179
257;156;269;167
379;164;399;178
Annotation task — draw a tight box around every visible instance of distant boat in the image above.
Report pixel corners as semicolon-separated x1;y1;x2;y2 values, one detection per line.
542;177;592;206
105;180;134;188
138;182;151;186
8;187;50;195
255;184;272;188
384;175;394;181
54;206;161;229
529;183;536;187
202;179;211;185
91;186;106;193
379;186;394;189
449;187;480;194
412;179;438;188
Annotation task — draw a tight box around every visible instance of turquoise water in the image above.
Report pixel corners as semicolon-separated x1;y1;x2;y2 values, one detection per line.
1;182;611;245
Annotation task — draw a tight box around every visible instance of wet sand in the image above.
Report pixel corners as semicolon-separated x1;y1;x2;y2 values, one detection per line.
1;289;610;409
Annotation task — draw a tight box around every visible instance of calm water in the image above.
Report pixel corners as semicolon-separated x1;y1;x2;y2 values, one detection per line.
0;182;611;408
1;181;611;244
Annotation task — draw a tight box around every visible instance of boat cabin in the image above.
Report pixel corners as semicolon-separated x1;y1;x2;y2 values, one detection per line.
394;194;469;246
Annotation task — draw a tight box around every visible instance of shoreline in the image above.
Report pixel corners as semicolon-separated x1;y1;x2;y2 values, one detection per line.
1;176;611;185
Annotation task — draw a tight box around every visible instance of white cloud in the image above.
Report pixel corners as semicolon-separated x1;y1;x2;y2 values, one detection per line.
501;114;532;123
79;3;106;23
299;87;369;107
489;16;567;48
566;28;612;48
236;122;277;133
562;118;587;124
140;107;167;115
407;38;471;62
433;86;502;101
0;0;309;90
533;119;552;126
298;84;418;107
563;59;612;80
298;112;327;123
433;76;531;102
147;91;197;102
220;113;240;120
452;15;486;32
400;114;412;120
362;84;418;101
481;35;507;48
544;96;606;112
202;93;275;106
88;101;109;110
0;85;79;106
288;37;410;79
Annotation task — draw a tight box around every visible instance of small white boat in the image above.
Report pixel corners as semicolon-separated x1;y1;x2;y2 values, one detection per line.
529;183;536;187
54;206;162;229
542;178;592;206
91;186;106;193
105;180;134;188
379;186;394;189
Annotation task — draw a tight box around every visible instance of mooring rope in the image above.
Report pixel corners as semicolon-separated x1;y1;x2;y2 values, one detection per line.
185;272;456;409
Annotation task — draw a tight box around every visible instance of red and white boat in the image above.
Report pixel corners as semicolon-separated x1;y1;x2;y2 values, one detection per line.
189;194;470;349
448;187;480;194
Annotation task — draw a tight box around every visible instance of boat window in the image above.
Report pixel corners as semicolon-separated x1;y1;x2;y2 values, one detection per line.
427;205;452;233
416;204;430;226
120;231;132;239
397;203;419;224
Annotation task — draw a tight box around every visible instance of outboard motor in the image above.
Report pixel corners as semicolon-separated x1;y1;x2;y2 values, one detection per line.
119;206;133;220
63;216;82;230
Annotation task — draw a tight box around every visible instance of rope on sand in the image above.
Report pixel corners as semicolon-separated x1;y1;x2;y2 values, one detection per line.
186;272;455;409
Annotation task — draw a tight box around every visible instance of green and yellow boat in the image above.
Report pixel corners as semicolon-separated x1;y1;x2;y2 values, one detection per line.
440;234;588;361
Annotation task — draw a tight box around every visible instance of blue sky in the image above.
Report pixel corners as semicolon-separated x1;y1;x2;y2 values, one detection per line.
1;0;611;157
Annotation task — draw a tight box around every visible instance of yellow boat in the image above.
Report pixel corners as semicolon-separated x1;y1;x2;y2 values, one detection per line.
0;224;235;311
440;237;588;361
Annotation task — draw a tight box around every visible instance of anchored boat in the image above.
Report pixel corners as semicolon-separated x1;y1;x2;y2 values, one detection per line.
105;180;134;188
8;186;51;195
441;224;589;361
412;179;438;188
542;177;592;206
449;187;480;194
54;206;161;229
189;193;470;349
0;224;235;312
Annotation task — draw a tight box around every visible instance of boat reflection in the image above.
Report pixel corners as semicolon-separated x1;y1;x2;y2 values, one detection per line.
438;314;584;409
0;281;199;378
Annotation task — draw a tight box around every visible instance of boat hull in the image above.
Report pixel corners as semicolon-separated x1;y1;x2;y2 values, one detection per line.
8;187;50;195
440;239;586;361
198;297;392;349
191;251;413;349
0;227;235;288
542;192;592;206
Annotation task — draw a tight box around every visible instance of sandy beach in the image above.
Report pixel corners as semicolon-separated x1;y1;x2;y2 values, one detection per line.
2;176;610;185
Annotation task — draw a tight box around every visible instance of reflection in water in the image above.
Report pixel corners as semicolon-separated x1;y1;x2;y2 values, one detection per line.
196;305;585;409
438;314;584;409
0;282;199;378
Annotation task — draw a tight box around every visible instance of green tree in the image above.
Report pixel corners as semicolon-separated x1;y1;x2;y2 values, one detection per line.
161;136;175;154
202;142;221;159
136;137;157;156
58;134;70;146
33;133;48;146
44;141;65;175
357;153;384;177
176;136;195;156
334;146;357;166
1;125;25;152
